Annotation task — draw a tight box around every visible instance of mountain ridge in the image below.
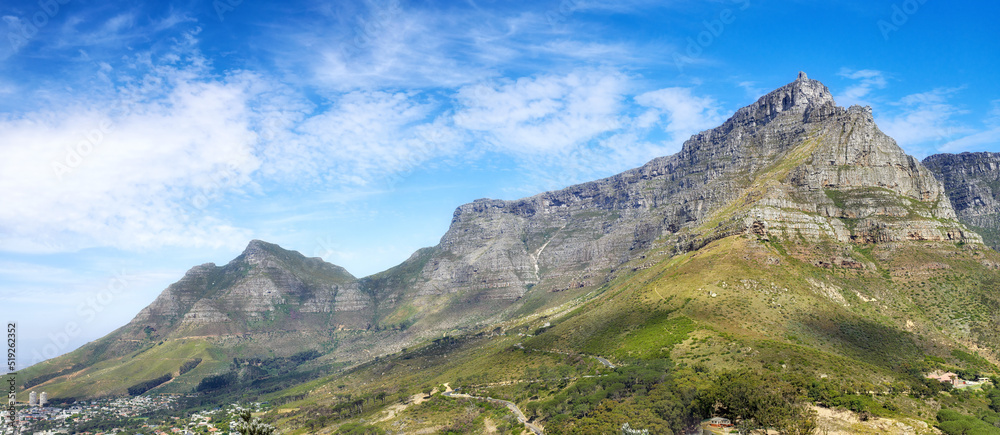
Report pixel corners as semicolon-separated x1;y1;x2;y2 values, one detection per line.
924;151;1000;251
15;73;997;406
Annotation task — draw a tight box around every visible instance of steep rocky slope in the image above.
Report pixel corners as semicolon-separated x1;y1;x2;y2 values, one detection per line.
366;72;977;334
97;240;374;359
924;152;1000;250
17;73;992;401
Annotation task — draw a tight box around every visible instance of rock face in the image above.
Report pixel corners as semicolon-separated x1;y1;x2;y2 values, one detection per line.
924;152;1000;250
87;73;985;362
365;73;978;330
122;240;372;351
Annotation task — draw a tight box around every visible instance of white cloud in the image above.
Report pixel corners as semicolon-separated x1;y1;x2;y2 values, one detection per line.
309;3;495;91
634;86;725;141
0;70;262;253
877;88;971;148
836;68;888;107
737;81;766;100
0;10;724;256
456;78;728;192
939;127;1000;153
937;99;1000;152
989;99;1000;127
0;31;472;255
264;90;465;186
453;70;628;154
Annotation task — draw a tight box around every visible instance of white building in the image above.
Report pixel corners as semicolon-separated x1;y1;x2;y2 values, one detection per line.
39;392;48;407
28;391;38;406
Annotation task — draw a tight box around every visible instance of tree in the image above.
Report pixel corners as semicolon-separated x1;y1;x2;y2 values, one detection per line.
232;407;278;435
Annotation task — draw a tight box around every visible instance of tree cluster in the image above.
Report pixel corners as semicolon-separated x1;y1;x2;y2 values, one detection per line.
127;373;173;396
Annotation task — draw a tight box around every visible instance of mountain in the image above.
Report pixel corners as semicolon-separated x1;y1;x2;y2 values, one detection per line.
363;71;977;333
117;240;368;350
15;74;1000;432
13;241;379;399
924;152;1000;250
265;73;999;434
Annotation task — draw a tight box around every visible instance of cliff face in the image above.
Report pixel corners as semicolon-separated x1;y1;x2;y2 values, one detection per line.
76;73;986;364
24;72;998;401
24;72;1000;403
924;152;1000;250
123;240;372;348
364;73;978;331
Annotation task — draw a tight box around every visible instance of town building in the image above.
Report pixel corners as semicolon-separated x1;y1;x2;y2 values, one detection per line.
708;417;732;428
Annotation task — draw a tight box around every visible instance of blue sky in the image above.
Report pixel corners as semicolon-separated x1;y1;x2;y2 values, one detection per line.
1;0;998;367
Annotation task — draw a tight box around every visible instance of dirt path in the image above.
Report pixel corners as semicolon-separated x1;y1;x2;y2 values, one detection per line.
374;390;434;423
443;383;543;434
516;343;617;369
812;405;936;434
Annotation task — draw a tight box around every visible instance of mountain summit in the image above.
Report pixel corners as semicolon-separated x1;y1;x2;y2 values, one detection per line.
733;70;835;123
19;74;995;403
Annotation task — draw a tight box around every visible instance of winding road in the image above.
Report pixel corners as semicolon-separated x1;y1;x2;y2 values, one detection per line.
593;355;616;369
438;352;617;435
515;342;616;369
442;384;544;435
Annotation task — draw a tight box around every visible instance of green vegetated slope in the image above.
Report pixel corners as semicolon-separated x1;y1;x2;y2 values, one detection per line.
12;337;228;399
253;230;1000;434
15;74;1000;434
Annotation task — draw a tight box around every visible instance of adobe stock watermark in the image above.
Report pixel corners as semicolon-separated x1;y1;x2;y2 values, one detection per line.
340;0;401;58
213;0;248;22
259;236;346;274
5;322;17;435
878;0;928;41
379;124;457;189
312;237;342;262
672;0;751;73
32;270;131;364
545;0;583;27
6;0;71;54
50;119;114;181
188;162;244;212
49;91;143;181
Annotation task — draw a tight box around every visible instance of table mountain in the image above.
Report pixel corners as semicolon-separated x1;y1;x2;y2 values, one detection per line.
368;72;975;331
17;73;995;401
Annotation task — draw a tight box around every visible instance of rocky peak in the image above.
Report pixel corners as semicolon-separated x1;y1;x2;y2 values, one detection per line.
430;74;978;304
240;239;277;266
121;238;372;348
727;72;836;128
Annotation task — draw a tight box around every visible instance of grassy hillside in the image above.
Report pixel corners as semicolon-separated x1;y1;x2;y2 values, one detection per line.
15;221;998;434
246;233;1000;433
12;338;229;399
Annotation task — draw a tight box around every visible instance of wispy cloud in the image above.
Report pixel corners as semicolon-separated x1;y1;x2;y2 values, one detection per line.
0;32;260;253
939;127;1000;153
877;87;972;152
634;86;725;140
989;99;1000;126
454;69;628;155
737;81;767;100
937;99;1000;153
266;90;465;185
836;68;888;107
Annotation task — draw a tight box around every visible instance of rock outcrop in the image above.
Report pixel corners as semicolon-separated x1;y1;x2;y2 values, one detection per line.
924;152;1000;250
75;73;987;365
366;73;978;330
124;240;372;349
